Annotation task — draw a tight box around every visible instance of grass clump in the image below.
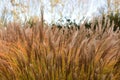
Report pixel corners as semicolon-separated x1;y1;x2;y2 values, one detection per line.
0;18;120;80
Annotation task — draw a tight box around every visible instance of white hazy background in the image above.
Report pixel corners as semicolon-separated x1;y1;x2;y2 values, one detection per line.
0;0;116;24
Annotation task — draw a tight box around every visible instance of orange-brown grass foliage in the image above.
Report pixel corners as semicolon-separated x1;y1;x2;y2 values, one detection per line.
0;19;120;80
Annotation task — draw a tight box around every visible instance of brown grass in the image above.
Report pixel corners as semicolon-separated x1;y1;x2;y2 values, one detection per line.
0;19;120;80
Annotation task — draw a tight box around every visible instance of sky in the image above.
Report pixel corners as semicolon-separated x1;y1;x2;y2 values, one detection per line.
0;0;111;24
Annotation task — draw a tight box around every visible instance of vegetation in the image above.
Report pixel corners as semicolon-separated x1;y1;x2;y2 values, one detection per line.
0;0;120;80
0;17;120;80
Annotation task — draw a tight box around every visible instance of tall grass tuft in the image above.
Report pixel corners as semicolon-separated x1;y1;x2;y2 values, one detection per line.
0;18;120;80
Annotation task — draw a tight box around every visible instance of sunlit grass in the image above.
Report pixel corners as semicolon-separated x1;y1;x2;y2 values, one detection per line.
0;0;120;80
0;17;120;80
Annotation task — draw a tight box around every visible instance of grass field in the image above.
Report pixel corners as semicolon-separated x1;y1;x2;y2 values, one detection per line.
0;17;120;80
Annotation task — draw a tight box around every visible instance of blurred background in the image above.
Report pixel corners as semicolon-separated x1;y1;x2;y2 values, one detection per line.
0;0;120;25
